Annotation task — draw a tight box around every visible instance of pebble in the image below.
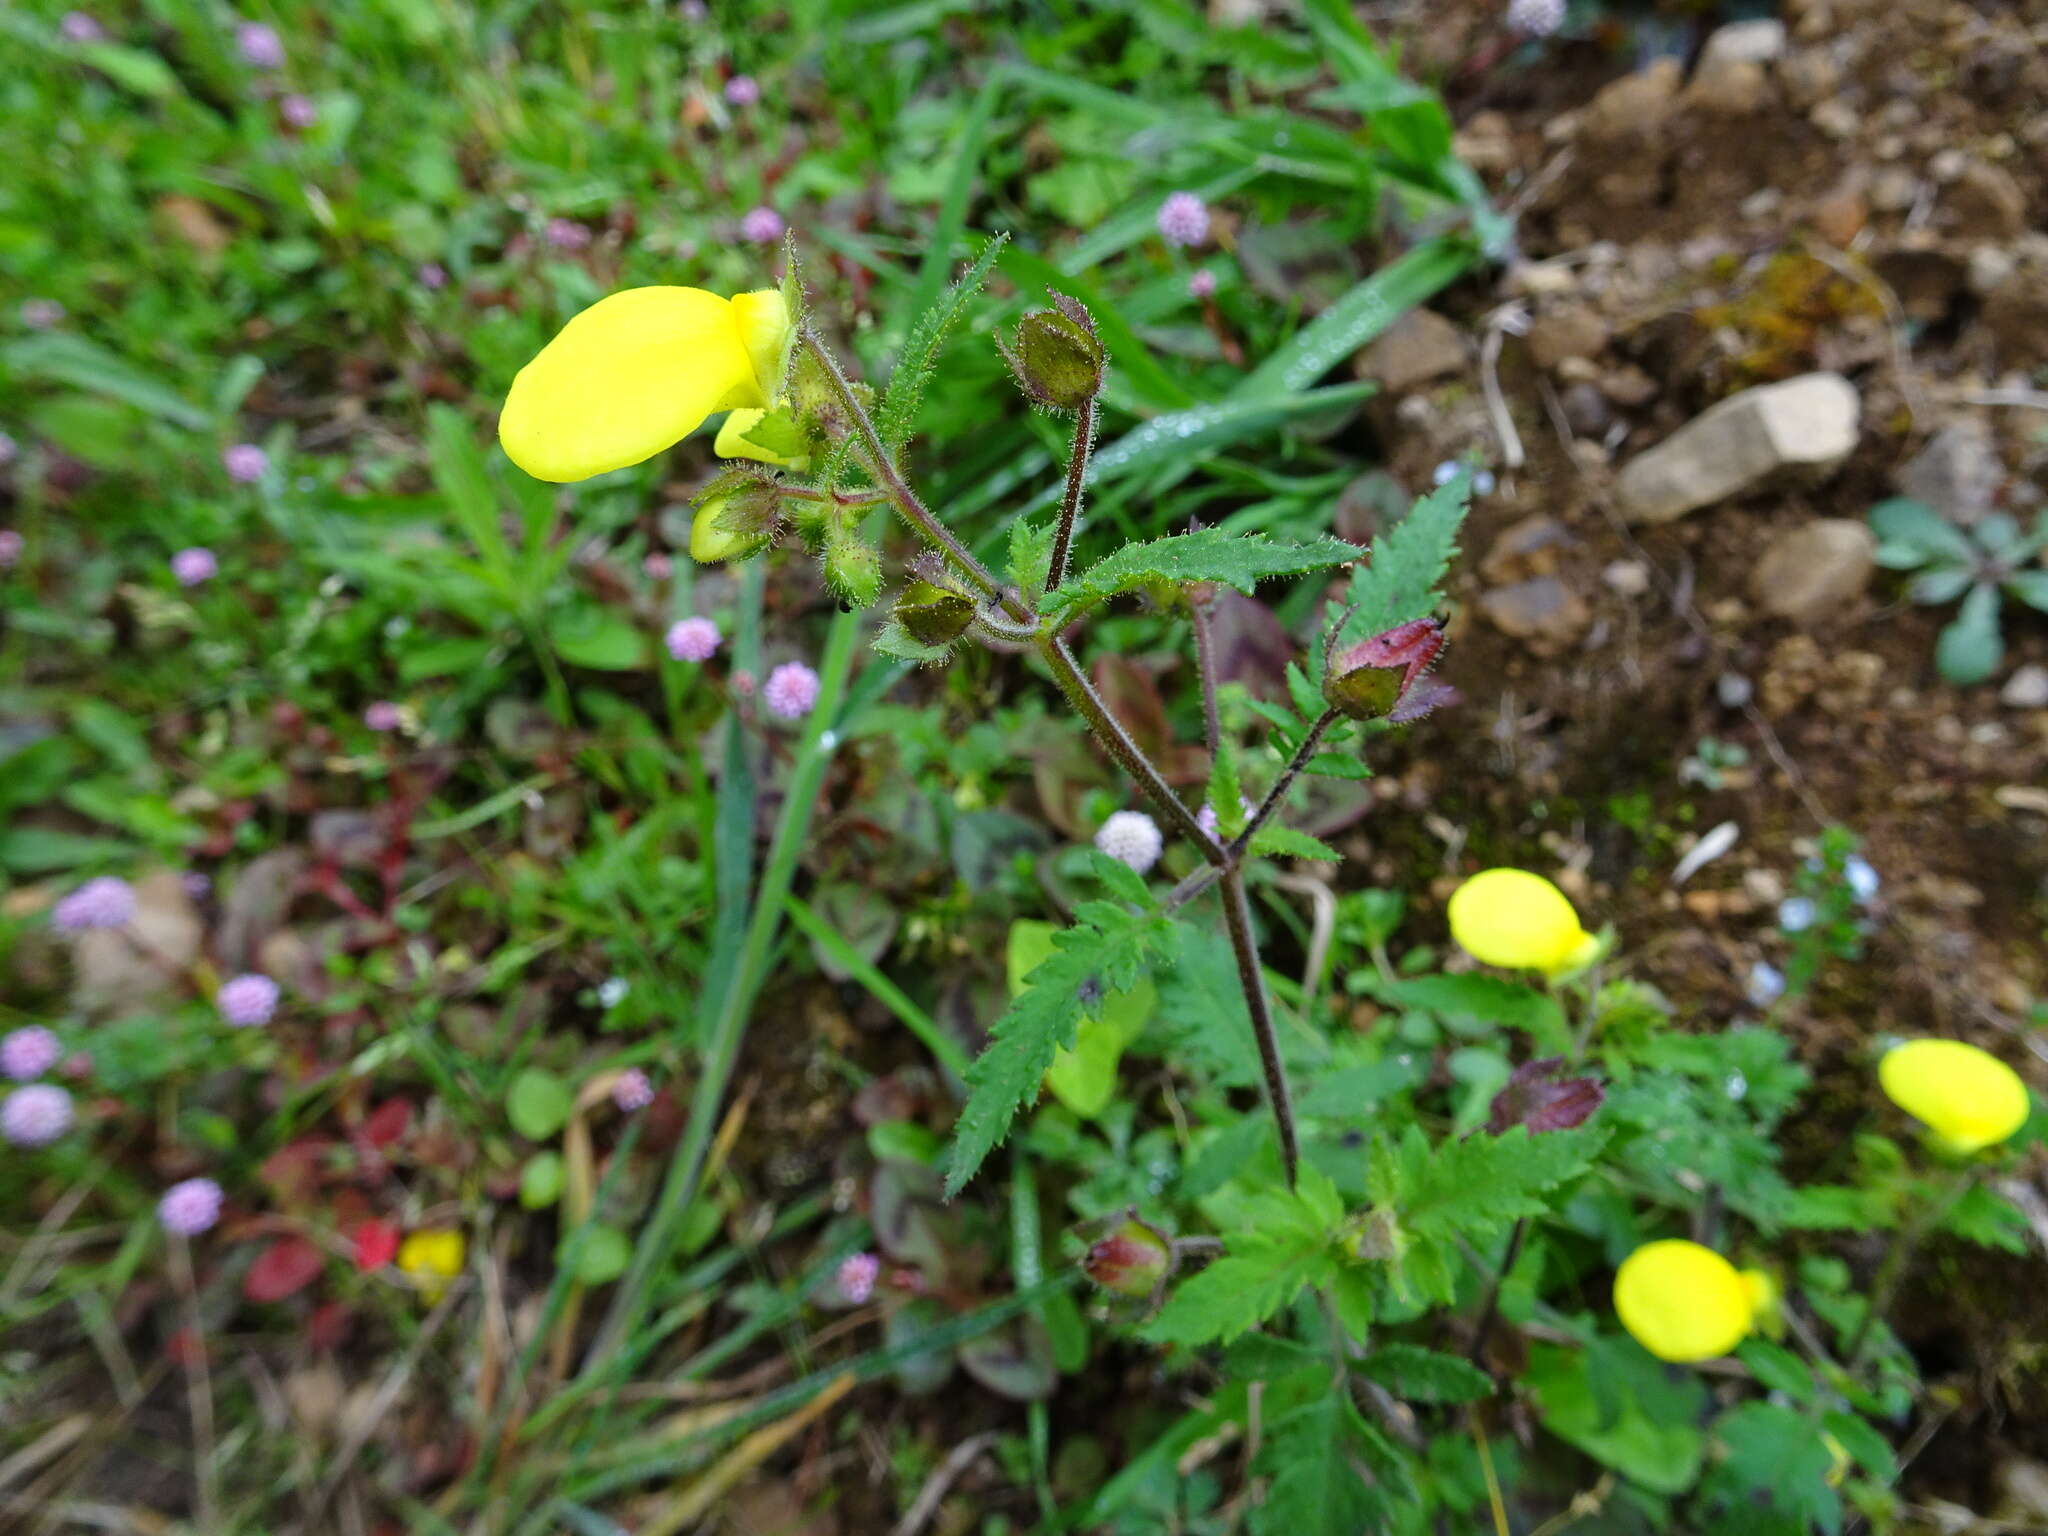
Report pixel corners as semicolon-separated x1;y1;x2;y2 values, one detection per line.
1357;308;1467;393
2000;664;2048;709
1478;577;1591;654
1895;420;2002;526
1526;305;1611;369
1481;515;1575;584
1748;519;1877;622
1699;19;1787;70
1869;167;1920;212
1617;372;1861;525
1602;559;1651;597
1810;98;1859;139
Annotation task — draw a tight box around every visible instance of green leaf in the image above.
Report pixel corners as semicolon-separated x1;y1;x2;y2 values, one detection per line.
1304;752;1373;780
1248;825;1341;861
1042;528;1356;621
945;903;1168;1195
1934;583;2002;684
78;42;183;100
1524;1339;1706;1496
548;605;650;670
1008;514;1057;604
1737;1338;1815;1403
1359;1344;1495;1404
1821;1410;1898;1483
520;1151;566;1209
877;234;1009;450
1206;740;1245;840
1700;1402;1842;1535
507;1069;573;1141
561;1223;633;1285
1384;973;1570;1053
1142;1235;1335;1347
872;619;956;665
1250;1382;1392;1536
1329;474;1468;662
2;334;209;429
1868;497;1973;564
1152;922;1258;1087
1009;918;1154;1120
2004;568;2048;613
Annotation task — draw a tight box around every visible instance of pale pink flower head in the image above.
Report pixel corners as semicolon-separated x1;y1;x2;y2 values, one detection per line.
763;661;820;719
642;551;674;581
235;20;284;68
61;11;105;43
1095;810;1163;873
1195;795;1254;841
2;1027;61;1083
612;1068;654;1113
20;299;65;330
158;1177;224;1236
729;668;756;697
2;1085;74;1148
545;217;591;251
53;876;135;932
217;973;281;1028
0;433;17;467
741;206;784;244
665;616;721;663
170;547;217;587
1506;0;1566;36
182;872;212;900
837;1251;880;1304
280;93;318;129
223;442;268;483
678;0;708;17
417;262;448;291
724;74;760;106
1188;268;1218;300
0;530;22;568
1156;191;1210;248
363;700;402;732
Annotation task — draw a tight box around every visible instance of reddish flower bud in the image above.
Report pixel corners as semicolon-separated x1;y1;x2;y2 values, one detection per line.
1487;1057;1604;1136
1324;617;1446;722
1084;1217;1172;1298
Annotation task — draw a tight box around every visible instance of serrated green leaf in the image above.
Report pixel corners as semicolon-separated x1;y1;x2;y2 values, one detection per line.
1359;1344;1495;1404
1142;1237;1335;1347
1043;528;1356;621
872;620;956;665
1701;1403;1842;1535
1304;752;1373;780
1249;1385;1392;1536
1206;740;1245;840
1248;825;1341;861
877;234;1009;450
1327;475;1469;666
1737;1338;1815;1403
1008;514;1057;604
1384;973;1569;1052
1820;1410;1897;1483
945;905;1167;1194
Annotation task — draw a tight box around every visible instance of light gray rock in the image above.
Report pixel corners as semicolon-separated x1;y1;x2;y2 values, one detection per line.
1478;576;1590;654
1356;309;1466;393
1747;519;1876;622
1617;373;1861;525
1698;19;1786;72
1896;421;2002;526
2001;664;2048;709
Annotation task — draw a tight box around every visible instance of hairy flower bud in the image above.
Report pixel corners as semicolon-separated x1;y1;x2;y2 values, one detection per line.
689;481;780;564
1084;1217;1172;1298
894;578;975;647
823;530;882;608
1001;294;1106;412
1324;617;1445;722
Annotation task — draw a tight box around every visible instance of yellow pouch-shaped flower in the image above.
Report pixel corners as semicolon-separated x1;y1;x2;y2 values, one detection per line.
500;287;790;482
397;1228;466;1299
1447;868;1598;976
1878;1038;2030;1154
1613;1238;1756;1362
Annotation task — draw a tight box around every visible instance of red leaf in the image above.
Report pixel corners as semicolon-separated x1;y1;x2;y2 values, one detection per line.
359;1099;412;1148
243;1235;326;1303
165;1326;208;1368
307;1300;353;1353
352;1220;400;1272
259;1137;336;1204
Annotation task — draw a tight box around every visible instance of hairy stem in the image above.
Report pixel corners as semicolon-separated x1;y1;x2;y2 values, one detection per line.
1467;1217;1528;1371
797;329;1028;621
1189;592;1223;758
1220;866;1301;1187
1037;633;1225;862
1045;396;1096;592
1230;709;1340;858
1846;1164;1978;1366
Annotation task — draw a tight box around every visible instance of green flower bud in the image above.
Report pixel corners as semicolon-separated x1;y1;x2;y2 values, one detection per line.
1001;294;1106;412
1084;1218;1172;1298
688;481;779;564
894;578;975;646
823;530;882;608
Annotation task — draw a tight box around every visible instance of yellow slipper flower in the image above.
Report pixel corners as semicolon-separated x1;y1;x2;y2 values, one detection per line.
1447;868;1599;976
396;1228;466;1299
1613;1238;1757;1362
1878;1038;2030;1154
500;286;791;483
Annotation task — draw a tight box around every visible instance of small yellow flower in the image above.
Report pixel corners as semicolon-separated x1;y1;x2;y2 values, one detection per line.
1447;868;1599;976
1613;1239;1757;1362
499;286;791;483
396;1228;466;1298
1878;1038;2030;1154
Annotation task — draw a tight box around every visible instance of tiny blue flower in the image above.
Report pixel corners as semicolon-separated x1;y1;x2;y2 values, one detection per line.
1745;960;1785;1008
598;976;629;1008
1777;897;1816;933
1843;855;1879;905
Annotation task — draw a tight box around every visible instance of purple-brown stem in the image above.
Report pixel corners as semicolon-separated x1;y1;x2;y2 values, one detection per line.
1045;395;1096;593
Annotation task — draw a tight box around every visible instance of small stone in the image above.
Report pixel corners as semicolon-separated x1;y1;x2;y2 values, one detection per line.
1454;110;1515;173
1681;57;1768;116
1580;59;1681;145
1811;185;1867;246
1602;559;1651;597
1945;162;2028;240
1928;148;1968;183
1617;373;1861;525
2000;664;2048;709
1969;244;2017;296
1478;576;1590;654
1481;515;1575;584
1740;187;1785;221
1356;309;1466;393
1809;98;1859;140
1869;167;1920;213
1560;381;1614;437
1505;260;1579;298
1600;364;1659;407
1698;19;1786;71
1747;519;1877;622
1526;305;1610;369
1896;421;2002;526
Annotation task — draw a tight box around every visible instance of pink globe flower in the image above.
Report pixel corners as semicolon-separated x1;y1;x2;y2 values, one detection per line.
678;0;708;17
545;217;591;251
665;616;721;663
0;530;22;568
1156;191;1210;248
170;547;218;587
642;551;674;581
223;443;268;482
2;1027;61;1083
837;1251;880;1304
1506;0;1565;36
363;700;402;732
235;20;284;68
612;1068;654;1113
1094;810;1163;873
280;93;318;128
61;11;105;43
182;872;212;899
3;1085;74;1148
724;74;760;106
0;432;17;466
53;876;135;932
740;206;785;244
158;1177;224;1236
763;661;821;719
1188;268;1218;299
1195;795;1254;840
417;261;448;290
20;299;66;330
217;973;281;1028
